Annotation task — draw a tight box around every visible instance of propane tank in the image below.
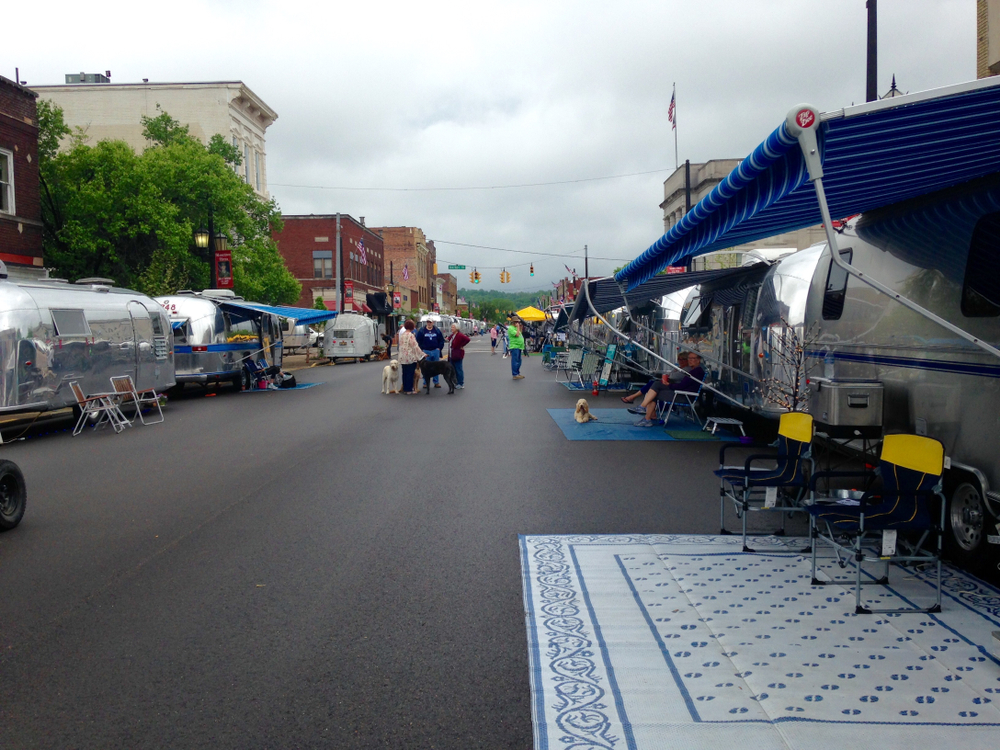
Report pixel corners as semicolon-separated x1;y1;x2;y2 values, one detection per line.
592;378;599;396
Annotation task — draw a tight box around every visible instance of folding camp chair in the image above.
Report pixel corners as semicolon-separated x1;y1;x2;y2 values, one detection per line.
714;411;814;552
109;375;164;426
807;434;946;614
574;351;601;388
70;381;127;436
555;349;583;382
242;358;281;390
657;379;706;426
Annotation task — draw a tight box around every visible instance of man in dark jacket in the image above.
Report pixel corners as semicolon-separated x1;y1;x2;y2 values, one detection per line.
633;353;706;427
415;318;446;387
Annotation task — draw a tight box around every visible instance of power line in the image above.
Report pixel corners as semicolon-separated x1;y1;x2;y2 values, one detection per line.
432;239;630;262
270;167;671;193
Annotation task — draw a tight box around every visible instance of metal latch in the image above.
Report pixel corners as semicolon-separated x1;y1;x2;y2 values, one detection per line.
847;394;869;408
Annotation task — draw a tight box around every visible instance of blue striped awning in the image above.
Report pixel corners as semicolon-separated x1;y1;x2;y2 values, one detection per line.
219;301;338;326
616;77;1000;290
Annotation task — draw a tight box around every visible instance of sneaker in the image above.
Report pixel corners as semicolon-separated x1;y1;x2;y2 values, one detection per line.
434;384;441;388
456;384;464;389
627;406;646;415
634;418;656;427
513;375;525;379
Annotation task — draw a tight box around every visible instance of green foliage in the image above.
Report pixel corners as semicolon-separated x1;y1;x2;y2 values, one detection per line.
36;99;70;164
38;102;298;304
459;287;550;323
207;134;242;166
314;297;328;311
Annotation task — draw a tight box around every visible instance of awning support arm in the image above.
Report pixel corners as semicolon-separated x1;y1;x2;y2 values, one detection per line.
788;104;1000;361
580;265;746;408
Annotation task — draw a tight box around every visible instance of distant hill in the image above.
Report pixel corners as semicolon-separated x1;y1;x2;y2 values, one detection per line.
459;288;551;322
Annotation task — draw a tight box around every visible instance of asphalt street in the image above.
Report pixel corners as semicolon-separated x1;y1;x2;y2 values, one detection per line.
0;337;738;749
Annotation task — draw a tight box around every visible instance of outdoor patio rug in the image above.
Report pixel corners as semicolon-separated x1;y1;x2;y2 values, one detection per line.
520;534;1000;750
240;382;323;393
558;381;629;391
546;409;738;442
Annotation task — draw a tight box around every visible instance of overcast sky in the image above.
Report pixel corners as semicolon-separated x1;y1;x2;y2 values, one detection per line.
12;0;976;292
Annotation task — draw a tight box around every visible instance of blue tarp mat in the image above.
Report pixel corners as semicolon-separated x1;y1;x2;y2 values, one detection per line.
240;382;323;393
547;408;739;441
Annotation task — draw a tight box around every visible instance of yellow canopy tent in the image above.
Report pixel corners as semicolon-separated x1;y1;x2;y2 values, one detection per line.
514;306;547;322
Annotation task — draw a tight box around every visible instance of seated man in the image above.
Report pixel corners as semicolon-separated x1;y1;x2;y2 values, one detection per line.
621;352;689;405
634;353;704;427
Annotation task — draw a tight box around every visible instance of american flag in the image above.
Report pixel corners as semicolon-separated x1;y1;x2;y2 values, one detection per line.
358;238;366;265
402;263;409;281
564;264;577;278
668;92;676;130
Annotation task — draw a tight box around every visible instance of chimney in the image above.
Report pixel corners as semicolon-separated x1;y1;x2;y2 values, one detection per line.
359;216;365;226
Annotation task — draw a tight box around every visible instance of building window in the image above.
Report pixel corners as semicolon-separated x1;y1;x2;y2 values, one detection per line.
232;136;240;173
255;151;261;191
244;144;251;184
313;250;333;279
0;149;14;214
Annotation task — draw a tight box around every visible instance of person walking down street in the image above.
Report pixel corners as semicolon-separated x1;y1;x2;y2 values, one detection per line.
416;318;446;387
382;331;393;359
490;325;498;355
397;320;426;395
447;323;471;389
507;318;526;379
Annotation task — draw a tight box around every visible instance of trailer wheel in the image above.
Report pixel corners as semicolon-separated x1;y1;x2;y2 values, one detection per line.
0;460;26;531
945;481;986;570
241;367;252;391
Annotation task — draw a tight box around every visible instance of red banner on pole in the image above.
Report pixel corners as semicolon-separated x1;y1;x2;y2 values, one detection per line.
215;250;233;288
344;281;354;311
392;291;401;310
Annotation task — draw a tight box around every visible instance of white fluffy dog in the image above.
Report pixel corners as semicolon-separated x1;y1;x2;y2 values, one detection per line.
574;398;598;423
382;359;402;394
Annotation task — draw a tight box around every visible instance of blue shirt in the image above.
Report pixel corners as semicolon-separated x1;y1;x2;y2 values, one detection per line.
415;326;444;352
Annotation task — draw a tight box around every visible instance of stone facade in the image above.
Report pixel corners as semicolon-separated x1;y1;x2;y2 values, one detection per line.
661;160;825;269
272;215;385;311
978;0;1000;78
0;75;44;277
30;80;277;198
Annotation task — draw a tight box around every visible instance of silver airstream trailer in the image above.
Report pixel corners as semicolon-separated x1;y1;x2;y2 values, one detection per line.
156;290;283;390
324;313;378;361
0;274;174;419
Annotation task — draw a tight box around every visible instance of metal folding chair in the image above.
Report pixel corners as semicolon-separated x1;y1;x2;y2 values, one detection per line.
714;411;814;552
808;434;947;614
657;381;706;426
69;381;127;436
110;375;164;426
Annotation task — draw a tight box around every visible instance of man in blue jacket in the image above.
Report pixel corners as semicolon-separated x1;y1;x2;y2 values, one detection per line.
415;318;446;387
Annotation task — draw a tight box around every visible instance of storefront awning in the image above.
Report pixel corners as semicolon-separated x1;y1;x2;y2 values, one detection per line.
570;263;769;323
366;292;393;315
616;77;1000;290
219;301;338;326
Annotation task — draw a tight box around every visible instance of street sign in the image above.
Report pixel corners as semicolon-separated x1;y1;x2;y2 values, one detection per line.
448;264;466;269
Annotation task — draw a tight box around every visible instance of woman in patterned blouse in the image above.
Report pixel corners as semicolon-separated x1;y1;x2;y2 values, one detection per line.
397;319;426;395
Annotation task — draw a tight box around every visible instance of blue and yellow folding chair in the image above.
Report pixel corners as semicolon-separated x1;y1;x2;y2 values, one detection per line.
714;411;814;552
808;434;946;614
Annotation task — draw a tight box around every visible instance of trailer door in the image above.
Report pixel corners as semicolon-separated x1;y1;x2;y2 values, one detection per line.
127;301;157;389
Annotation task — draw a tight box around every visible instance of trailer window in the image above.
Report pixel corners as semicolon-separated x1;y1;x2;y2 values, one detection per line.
822;248;853;320
50;309;91;337
962;212;1000;317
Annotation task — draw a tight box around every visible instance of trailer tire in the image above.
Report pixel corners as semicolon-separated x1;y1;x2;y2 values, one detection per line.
944;480;987;571
0;460;27;531
241;367;252;392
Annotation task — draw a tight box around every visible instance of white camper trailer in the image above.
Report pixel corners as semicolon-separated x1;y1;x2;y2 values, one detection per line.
324;313;378;361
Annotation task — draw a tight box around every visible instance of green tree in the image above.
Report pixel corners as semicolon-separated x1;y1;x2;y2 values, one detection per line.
38;102;298;304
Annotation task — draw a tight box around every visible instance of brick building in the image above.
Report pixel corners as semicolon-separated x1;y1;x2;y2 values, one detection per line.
272;214;385;311
0;76;44;278
374;226;432;313
437;273;458;313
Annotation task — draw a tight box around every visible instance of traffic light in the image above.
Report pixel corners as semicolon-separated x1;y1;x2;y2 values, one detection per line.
530;264;534;276
500;269;505;283
474;269;481;284
469;271;475;284
504;271;511;283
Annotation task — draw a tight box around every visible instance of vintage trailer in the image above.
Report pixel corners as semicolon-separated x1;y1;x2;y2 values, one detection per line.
156;290;283;390
281;321;317;353
0;274;173;419
324;312;378;361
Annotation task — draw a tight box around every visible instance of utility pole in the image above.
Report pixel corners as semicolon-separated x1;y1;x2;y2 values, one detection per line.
335;213;342;312
866;0;878;102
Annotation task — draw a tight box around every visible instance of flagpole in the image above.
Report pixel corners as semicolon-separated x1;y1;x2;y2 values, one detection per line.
672;82;678;170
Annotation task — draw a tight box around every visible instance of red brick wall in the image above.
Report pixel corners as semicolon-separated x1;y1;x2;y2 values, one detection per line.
0;77;42;266
273;215;385;309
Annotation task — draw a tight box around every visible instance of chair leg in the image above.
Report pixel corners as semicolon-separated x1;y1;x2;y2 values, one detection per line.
854;536;867;614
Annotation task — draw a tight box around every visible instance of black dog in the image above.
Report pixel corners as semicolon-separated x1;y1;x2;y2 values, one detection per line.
419;359;458;394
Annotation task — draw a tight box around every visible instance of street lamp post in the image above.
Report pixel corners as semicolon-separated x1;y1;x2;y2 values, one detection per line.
194;209;228;290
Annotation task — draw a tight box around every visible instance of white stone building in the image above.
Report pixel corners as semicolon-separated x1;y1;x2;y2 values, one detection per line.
30;79;277;198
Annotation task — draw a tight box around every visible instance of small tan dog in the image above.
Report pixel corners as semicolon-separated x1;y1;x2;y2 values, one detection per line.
382;359;402;394
574;398;598;423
